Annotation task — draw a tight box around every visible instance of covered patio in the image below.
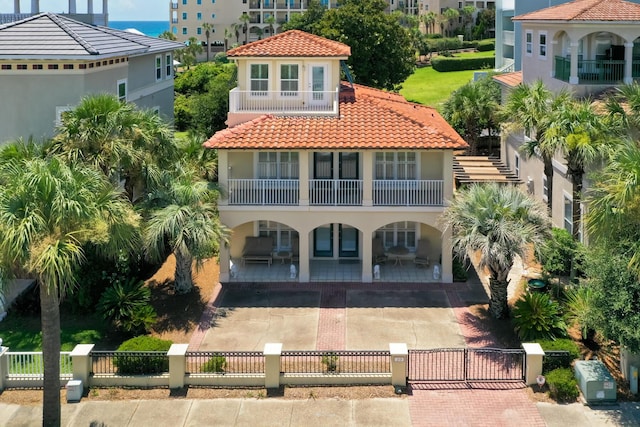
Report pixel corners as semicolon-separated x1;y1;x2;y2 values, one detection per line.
227;259;441;283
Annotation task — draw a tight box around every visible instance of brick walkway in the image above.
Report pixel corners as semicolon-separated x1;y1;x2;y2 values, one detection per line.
316;287;347;350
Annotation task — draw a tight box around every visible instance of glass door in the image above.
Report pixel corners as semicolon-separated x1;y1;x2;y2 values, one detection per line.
339;225;358;257
314;224;333;257
308;64;327;106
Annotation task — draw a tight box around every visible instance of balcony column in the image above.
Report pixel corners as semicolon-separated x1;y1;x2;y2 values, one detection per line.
442;151;453;206
440;226;453;283
569;42;580;85
88;0;94;14
624;42;634;84
68;0;77;14
361;230;373;283
219;242;231;282
299;151;309;206
218;150;229;206
362;151;373;207
298;231;310;282
31;0;39;13
13;0;20;13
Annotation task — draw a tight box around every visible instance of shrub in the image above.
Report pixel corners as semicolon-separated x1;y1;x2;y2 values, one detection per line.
537;228;585;278
452;256;469;282
512;292;567;341
98;278;157;335
538;338;581;373
201;353;227;373
563;285;595;340
431;56;494;72
545;368;580;402
321;352;339;372
476;40;495;51
114;336;172;375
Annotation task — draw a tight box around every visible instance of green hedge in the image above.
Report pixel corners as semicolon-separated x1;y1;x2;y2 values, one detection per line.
114;336;173;375
546;368;580;402
431;56;494;72
538;339;581;373
476;40;495;52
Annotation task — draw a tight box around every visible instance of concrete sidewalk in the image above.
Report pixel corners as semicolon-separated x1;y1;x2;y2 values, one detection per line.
0;398;412;427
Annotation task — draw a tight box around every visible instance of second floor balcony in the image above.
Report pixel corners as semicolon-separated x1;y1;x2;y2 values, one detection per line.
554;56;638;84
226;179;444;207
229;88;339;116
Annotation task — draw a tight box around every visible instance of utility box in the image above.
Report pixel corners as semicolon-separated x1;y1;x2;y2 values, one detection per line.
574;361;617;404
65;380;83;402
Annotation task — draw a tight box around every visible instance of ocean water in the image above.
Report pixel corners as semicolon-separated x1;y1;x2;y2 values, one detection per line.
109;21;169;38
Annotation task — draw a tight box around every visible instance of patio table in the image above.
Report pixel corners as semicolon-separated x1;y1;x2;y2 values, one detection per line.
388;245;409;265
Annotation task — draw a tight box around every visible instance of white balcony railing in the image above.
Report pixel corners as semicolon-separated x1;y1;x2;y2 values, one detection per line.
229;88;339;115
228;179;299;205
373;180;443;206
309;179;363;206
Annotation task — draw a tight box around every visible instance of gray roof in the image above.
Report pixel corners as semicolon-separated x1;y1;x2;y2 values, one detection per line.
0;12;184;60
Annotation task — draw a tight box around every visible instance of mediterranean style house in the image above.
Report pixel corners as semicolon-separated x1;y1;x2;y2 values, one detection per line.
0;12;184;144
494;0;640;237
204;30;468;284
0;0;109;25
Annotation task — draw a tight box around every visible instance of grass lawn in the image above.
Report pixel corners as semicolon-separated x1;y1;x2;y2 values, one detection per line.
400;67;476;109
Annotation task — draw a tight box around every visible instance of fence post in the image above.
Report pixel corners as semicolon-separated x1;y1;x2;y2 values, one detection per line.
0;345;9;391
264;343;282;389
389;343;408;388
522;343;545;386
70;344;94;389
168;344;189;389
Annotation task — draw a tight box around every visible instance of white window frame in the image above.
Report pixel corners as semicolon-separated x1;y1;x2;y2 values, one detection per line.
117;78;127;102
374;152;418;180
542;174;548;203
257;152;299;179
514;152;520;178
258;221;297;251
166;53;172;79
375;222;418;252
525;30;532;57
249;63;269;97
563;192;573;235
278;63;300;98
539;31;547;59
155;55;162;81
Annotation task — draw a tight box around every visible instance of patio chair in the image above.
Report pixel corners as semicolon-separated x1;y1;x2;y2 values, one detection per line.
372;237;388;265
241;236;273;266
413;239;431;268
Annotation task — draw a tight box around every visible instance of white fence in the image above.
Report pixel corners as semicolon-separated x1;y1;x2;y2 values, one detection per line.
3;351;72;388
229;88;339;115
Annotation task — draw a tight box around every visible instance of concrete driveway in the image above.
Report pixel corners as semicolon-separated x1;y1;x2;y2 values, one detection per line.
198;284;467;351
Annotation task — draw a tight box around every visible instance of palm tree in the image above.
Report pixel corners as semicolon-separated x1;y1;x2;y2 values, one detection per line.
232;22;242;44
159;30;177;41
176;132;218;181
422;11;436;34
0;156;138;427
144;167;229;294
202;23;214;62
224;27;233;51
544;99;607;241
500;80;572;212
442;8;459;37
51;93;176;202
442;183;550;319
239;13;251;44
265;14;276;37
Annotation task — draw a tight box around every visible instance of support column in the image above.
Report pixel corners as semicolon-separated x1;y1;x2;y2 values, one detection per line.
168;344;188;389
31;0;39;13
362;151;373;207
88;0;94;14
299;151;309;206
298;231;310;282
14;0;20;13
441;227;453;283
361;231;373;283
389;343;408;388
218;150;229;206
264;343;282;389
0;345;9;391
70;344;94;389
442;151;453;206
569;42;579;84
69;0;77;13
219;242;231;282
522;343;545;386
624;42;634;85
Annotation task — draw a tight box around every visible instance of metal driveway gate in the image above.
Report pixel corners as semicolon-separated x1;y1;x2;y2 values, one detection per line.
408;348;525;382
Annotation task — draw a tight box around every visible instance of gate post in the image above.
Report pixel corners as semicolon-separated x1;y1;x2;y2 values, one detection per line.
70;344;94;389
522;343;545;385
389;343;408;388
264;343;282;389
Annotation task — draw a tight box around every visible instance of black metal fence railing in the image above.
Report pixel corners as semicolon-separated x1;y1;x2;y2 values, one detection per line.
90;351;169;375
281;350;390;374
185;351;264;374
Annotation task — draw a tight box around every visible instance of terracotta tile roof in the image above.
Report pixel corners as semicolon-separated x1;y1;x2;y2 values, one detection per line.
204;83;468;151
513;0;640;21
492;71;523;88
227;30;351;57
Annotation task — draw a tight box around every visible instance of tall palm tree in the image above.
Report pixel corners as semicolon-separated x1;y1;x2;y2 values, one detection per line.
442;183;550;318
422;11;436;34
500;80;572;212
202;22;213;62
224;27;233;51
176;132;218;181
442;8;459;37
265;14;276;37
51;93;176;202
544;99;607;241
239;13;251;44
144;167;229;294
232;22;242;44
0;156;138;427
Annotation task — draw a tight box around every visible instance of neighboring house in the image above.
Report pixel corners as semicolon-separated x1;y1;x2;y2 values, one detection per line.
0;0;109;26
494;0;640;72
494;0;640;237
169;0;418;50
204;30;468;283
419;0;494;36
0;12;184;144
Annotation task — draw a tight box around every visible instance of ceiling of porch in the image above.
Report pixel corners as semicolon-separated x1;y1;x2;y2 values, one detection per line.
453;156;522;185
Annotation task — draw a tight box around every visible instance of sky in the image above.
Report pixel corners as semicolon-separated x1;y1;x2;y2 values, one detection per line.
0;0;167;21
